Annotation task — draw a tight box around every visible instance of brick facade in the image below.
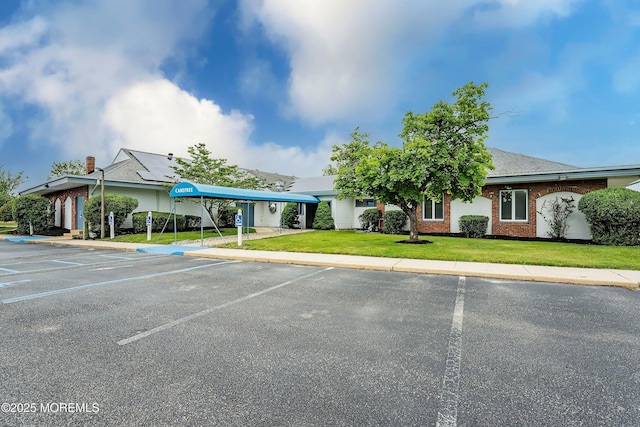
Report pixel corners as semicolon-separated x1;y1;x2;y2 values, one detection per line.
416;193;451;234
45;186;89;230
481;179;606;238
378;179;607;238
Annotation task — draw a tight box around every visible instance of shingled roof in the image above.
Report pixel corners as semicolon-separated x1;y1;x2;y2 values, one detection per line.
85;149;177;184
487;147;579;176
289;147;586;194
89;149;296;189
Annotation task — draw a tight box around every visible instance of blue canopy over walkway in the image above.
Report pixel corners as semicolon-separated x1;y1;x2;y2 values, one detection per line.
169;182;320;203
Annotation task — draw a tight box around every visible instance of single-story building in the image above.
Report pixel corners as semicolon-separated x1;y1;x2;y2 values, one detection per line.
288;148;640;240
19;148;297;233
20;147;640;240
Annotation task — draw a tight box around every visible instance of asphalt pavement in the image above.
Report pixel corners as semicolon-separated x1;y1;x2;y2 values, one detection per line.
1;241;639;426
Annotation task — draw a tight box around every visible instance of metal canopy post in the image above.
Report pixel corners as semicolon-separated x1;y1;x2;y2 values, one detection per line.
173;199;177;244
200;196;204;247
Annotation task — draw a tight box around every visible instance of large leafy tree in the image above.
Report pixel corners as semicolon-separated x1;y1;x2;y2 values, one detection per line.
170;143;266;225
0;165;26;206
48;160;85;179
0;165;25;196
331;82;494;242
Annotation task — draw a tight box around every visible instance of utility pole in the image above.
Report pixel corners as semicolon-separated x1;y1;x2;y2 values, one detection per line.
97;168;105;239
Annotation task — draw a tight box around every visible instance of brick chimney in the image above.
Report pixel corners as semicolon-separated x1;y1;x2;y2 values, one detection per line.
86;156;96;175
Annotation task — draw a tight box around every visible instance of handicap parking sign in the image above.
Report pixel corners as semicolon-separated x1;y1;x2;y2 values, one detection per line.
235;214;243;227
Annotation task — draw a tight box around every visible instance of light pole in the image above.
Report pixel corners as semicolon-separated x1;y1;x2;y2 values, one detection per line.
97;168;105;239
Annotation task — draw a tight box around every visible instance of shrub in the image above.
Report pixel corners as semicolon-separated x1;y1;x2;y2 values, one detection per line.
459;215;489;238
132;211;186;233
13;195;51;235
219;206;240;227
359;208;381;231
0;200;15;221
282;202;299;228
383;210;407;234
185;215;201;230
312;201;335;230
84;194;138;234
578;188;640;246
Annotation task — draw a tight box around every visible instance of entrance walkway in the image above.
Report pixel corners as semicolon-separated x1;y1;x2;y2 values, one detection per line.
175;227;313;246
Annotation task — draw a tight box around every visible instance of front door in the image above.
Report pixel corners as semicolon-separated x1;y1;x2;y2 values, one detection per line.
76;196;85;229
235;202;255;227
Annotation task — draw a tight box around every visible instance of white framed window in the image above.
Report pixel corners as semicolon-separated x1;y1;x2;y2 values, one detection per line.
500;189;528;221
423;196;444;220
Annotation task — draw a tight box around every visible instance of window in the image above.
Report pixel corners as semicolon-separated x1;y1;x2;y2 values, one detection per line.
423;196;444;220
355;198;377;208
500;190;528;221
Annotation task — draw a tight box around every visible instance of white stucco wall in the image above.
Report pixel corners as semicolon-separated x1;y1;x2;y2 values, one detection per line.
535;192;591;240
315;197;353;230
450;196;493;234
627;180;640;192
250;201;282;227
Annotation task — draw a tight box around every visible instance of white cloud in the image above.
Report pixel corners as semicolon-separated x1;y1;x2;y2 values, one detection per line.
240;0;473;125
0;0;334;177
240;0;584;126
104;78;336;177
103;79;254;164
0;0;211;159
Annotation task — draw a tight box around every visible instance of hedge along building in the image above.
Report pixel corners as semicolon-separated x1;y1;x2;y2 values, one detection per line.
19;148;297;233
289;148;640;240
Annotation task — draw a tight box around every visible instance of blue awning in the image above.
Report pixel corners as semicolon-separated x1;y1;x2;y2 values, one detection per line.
170;182;320;203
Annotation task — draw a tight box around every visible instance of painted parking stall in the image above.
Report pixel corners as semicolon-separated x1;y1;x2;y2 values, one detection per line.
1;241;639;426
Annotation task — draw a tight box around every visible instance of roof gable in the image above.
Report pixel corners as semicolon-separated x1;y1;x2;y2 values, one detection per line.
487;148;579;176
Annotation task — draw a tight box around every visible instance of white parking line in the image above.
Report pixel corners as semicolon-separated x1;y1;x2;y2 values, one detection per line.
117;267;334;346
1;260;241;304
0;279;31;289
50;259;87;266
0;253;171;275
436;276;466;427
89;265;134;271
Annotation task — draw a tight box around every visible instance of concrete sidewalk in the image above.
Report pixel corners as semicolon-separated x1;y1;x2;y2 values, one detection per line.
2;234;639;290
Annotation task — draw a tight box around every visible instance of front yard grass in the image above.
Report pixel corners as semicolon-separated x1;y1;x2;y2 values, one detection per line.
0;221;17;234
233;230;640;270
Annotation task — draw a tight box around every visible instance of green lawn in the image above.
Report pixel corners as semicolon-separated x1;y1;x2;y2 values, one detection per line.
107;228;255;244
232;230;640;270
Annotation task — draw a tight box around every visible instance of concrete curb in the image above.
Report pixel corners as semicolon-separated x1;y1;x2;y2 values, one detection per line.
2;235;639;290
186;248;640;290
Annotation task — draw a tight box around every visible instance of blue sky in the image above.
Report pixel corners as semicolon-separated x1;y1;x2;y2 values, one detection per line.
0;0;639;189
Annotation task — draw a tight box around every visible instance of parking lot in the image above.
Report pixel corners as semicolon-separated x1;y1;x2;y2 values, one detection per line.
1;240;639;426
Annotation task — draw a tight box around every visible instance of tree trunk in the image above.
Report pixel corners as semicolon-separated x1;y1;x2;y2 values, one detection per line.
405;206;419;242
